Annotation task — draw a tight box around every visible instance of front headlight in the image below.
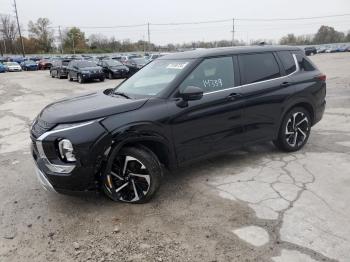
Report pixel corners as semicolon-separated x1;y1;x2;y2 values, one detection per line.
52;120;96;133
58;139;76;162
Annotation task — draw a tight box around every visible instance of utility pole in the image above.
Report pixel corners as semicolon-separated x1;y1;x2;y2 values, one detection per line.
231;18;235;46
58;26;63;54
147;23;150;51
72;34;75;55
13;0;25;57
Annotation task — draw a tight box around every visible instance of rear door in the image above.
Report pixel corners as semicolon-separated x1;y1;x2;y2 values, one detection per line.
170;56;246;164
237;51;297;143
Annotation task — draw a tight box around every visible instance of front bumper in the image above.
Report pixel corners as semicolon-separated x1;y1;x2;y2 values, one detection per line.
82;72;104;80
30;119;112;194
34;163;56;192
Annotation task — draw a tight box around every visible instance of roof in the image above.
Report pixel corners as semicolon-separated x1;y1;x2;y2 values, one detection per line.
159;45;302;60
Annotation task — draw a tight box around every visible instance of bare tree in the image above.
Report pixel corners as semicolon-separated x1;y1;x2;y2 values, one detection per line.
28;18;54;53
0;14;18;53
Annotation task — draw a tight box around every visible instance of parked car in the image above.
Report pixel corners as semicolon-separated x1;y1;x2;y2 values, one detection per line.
38;59;53;70
325;45;338;53
30;46;326;203
67;60;105;83
304;46;317;56
21;60;38;71
120;54;142;64
317;46;327;53
124;57;149;75
50;59;71;79
147;53;163;61
0;63;6;73
97;59;129;79
338;45;350;52
3;61;22;72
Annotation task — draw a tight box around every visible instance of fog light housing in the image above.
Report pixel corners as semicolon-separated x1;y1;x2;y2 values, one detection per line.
58;139;76;162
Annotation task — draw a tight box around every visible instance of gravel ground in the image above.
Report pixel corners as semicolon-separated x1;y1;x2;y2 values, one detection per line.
0;53;349;262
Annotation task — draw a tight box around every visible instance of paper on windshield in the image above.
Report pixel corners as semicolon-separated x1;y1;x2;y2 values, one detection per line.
166;62;188;70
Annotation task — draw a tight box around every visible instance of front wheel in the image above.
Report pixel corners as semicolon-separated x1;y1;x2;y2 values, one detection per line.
274;107;312;152
102;146;162;203
78;74;84;84
108;72;113;79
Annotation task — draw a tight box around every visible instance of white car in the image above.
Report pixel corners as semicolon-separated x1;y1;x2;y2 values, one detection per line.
4;62;22;72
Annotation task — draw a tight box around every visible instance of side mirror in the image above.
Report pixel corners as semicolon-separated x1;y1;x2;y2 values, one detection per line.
180;86;203;101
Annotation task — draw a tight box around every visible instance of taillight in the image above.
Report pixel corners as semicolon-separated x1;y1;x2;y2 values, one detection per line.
316;74;326;81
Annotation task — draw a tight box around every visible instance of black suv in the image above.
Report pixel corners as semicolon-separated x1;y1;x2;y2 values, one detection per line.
304;46;317;56
50;59;72;79
67;60;105;83
30;46;326;203
97;59;129;79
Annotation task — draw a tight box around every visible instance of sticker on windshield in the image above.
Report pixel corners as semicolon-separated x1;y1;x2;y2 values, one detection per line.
166;62;188;70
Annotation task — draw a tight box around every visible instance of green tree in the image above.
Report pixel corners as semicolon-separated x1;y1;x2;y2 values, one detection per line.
313;25;345;44
63;27;87;53
28;18;54;53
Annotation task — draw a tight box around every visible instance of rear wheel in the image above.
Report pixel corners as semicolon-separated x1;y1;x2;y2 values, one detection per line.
108;72;113;79
50;71;54;78
100;76;105;82
274;107;312;152
102;146;162;203
68;73;73;81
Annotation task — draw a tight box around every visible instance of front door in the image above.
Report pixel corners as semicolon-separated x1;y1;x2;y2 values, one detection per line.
169;56;246;164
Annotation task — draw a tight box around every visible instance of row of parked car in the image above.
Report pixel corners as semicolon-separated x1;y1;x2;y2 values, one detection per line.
0;53;167;83
48;53;166;83
303;44;350;56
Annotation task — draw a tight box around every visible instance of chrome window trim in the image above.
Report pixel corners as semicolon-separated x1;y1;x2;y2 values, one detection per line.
203;54;299;96
35;120;95;174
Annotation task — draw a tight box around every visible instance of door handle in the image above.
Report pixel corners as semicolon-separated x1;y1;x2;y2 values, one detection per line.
226;93;243;101
280;82;291;87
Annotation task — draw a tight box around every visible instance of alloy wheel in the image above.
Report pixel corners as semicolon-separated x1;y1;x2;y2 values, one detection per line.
285;112;309;148
105;155;151;202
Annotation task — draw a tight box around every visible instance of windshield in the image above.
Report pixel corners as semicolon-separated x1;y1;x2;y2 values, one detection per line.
106;60;123;66
7;62;18;66
131;58;149;65
77;61;97;68
115;59;191;97
25;60;36;64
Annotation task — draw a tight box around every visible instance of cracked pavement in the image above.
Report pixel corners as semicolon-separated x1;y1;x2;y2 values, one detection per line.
0;53;350;261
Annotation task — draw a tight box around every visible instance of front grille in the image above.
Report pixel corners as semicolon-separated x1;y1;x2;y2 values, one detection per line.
31;118;55;138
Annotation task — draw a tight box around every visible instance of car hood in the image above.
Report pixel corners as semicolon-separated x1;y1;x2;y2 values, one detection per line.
38;91;148;124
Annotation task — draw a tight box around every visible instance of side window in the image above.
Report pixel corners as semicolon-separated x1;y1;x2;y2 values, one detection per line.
277;51;296;75
179;56;234;93
294;53;315;72
239;53;281;84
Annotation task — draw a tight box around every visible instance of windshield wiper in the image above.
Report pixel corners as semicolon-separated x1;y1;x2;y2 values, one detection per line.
113;91;131;99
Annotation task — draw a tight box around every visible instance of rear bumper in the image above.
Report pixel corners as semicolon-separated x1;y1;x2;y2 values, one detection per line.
314;100;326;125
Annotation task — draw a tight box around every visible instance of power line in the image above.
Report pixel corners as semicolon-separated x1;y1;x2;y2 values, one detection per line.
49;13;350;29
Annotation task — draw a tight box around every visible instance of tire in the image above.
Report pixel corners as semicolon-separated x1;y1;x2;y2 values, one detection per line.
102;146;162;203
68;73;72;81
108;72;113;79
50;70;54;78
273;107;312;152
100;77;105;82
78;74;84;84
58;71;62;79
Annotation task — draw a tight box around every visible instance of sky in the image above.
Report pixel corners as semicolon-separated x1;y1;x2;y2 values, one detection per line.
0;0;350;45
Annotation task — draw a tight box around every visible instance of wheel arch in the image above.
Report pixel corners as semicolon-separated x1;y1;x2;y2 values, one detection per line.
274;99;315;139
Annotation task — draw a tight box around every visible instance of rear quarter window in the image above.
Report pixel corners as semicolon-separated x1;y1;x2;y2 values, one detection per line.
277;51;296;75
239;52;281;84
294;53;316;72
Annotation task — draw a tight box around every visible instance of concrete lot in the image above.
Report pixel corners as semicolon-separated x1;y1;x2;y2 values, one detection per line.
0;53;349;262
